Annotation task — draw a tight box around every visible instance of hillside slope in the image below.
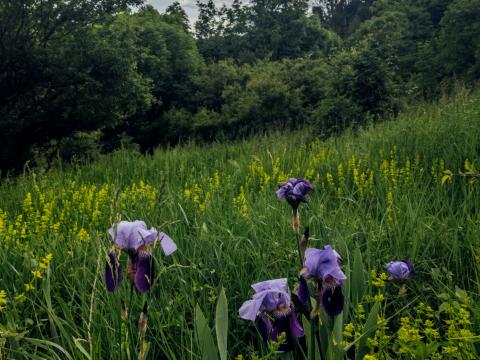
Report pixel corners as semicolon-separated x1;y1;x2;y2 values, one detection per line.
0;88;479;358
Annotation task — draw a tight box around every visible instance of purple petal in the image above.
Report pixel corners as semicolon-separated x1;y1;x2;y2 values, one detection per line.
288;308;304;337
251;279;291;312
109;221;157;251
239;299;264;321
304;246;346;285
138;227;158;245
252;278;289;293
386;261;414;280
321;287;344;317
403;260;415;279
276;183;293;200
240;279;292;320
288;178;299;185
104;250;122;292
296;276;309;306
135;251;154;293
271;315;294;352
159;232;177;256
256;313;273;345
292;181;313;198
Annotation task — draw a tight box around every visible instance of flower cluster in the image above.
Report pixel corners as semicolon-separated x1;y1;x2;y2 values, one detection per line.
104;221;177;293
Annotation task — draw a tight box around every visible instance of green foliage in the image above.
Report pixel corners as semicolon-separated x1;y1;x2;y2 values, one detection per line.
0;87;480;358
439;0;480;78
195;305;219;360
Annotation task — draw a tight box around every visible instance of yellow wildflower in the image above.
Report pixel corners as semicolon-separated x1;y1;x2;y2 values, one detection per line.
32;270;43;279
78;228;89;241
14;293;27;303
0;290;7;306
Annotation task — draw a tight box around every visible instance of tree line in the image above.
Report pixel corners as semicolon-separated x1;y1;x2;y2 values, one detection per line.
0;0;479;172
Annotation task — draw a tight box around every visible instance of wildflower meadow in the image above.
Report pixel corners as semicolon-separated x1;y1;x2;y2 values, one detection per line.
1;89;480;359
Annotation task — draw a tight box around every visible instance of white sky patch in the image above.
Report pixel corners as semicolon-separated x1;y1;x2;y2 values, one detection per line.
145;0;236;25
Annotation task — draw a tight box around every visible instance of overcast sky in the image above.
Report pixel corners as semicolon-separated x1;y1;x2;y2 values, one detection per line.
145;0;235;24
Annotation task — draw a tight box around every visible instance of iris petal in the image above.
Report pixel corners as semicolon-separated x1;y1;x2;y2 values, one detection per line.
297;276;309;306
321;286;344;317
135;251;154;293
159;232;177;256
104;250;122;292
256;313;273;346
288;308;304;337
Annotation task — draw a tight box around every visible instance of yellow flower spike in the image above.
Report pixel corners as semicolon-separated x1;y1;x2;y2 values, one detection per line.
32;270;43;279
0;290;7;306
77;228;90;242
24;283;35;292
14;293;27;303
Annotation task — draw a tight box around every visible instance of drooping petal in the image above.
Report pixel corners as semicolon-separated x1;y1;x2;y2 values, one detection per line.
271;315;291;351
271;316;288;338
104;250;122;292
135;251;154;293
297;276;309;306
403;260;415;279
159;232;177;256
321;286;344;317
239;299;264;321
288;308;305;337
256;313;273;345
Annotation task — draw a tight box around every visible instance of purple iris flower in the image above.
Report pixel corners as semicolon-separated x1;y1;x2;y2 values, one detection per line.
104;221;177;293
298;245;346;317
276;178;313;210
239;278;304;351
386;260;414;281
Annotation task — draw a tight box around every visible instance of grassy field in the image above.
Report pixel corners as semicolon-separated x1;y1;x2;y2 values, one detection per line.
1;87;480;359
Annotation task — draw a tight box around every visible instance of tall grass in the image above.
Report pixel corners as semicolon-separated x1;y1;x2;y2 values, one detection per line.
0;88;479;359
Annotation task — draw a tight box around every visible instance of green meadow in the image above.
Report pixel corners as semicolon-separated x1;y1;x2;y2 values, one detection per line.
1;88;480;359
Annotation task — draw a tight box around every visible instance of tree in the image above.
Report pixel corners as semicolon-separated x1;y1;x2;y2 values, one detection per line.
165;1;190;32
0;0;149;171
439;0;480;78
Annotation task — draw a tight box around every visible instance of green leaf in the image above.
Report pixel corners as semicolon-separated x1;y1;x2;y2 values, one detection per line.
355;302;380;360
351;247;366;307
327;311;344;360
73;338;92;360
215;288;228;360
302;315;318;360
195;305;218;360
